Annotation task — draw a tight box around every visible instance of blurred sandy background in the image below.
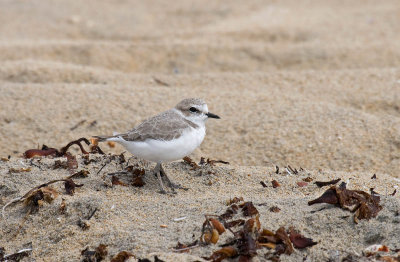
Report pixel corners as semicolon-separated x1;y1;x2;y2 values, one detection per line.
0;0;399;176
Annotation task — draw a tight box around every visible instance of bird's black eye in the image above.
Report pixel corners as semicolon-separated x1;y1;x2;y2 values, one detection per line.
189;107;197;112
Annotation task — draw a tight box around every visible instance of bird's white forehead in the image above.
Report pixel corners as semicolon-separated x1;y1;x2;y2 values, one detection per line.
199;103;208;113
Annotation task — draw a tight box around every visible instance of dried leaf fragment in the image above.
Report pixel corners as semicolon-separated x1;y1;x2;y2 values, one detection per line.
314;178;341;187
66;153;78;171
241;202;259;216
69;170;89;179
112;176;128;186
237;233;257;258
275;227;294;255
206;247;237;262
81;244;108;262
225;219;245;229
227;197;244;205
269;206;281;213
243;216;261;236
24;186;58;213
271;180;280;188
308;187;339;206
297;181;308;187
288;227;317;249
110;251;134;262
60;198;66;214
64;178;83;195
131;168;146;187
183;156;199;169
206;158;229;166
24;148;57;158
303;177;313;182
210;218;225;234
210;229;220;244
259;242;276;249
309;185;383;221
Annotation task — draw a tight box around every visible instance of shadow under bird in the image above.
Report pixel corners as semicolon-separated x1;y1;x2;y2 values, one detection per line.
93;98;220;194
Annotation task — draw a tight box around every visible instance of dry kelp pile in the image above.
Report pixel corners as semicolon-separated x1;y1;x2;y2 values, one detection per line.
309;182;383;223
174;197;317;261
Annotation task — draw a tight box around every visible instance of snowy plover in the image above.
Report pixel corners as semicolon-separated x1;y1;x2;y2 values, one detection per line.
94;98;220;193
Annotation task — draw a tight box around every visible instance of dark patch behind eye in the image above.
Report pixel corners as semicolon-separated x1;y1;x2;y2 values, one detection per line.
189;107;198;112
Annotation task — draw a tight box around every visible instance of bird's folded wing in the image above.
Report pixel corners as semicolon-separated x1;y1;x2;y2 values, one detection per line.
121;110;197;142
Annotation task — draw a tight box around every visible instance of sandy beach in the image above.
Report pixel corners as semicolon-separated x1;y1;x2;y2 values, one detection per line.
0;0;399;261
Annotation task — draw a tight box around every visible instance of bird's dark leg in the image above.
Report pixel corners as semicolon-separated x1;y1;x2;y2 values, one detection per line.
160;164;188;191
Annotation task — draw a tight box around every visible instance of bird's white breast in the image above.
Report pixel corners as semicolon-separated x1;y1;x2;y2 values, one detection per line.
118;126;206;163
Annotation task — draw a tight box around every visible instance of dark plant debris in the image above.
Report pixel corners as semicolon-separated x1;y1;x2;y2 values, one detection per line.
286;165;298;175
130;167;146;187
303;176;313;182
112;176;128;186
70;119;86;131
110;251;135;262
288;227;318;248
308;184;382;223
269;206;281;213
81;244;108;262
371;174;377;179
64;178;83;195
24;137;104;159
183;156;199;170
271;180;280;188
178;197;316;262
314;178;341;188
260;181;267;188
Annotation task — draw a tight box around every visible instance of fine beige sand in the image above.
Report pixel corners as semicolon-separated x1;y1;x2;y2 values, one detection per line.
0;0;400;261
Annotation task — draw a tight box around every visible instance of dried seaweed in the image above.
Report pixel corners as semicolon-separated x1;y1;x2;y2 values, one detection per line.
112;176;128;186
308;185;382;222
130;167;146;187
24;137;103;159
183;156;199;170
189;198;317;261
206;247;237;262
64;178;83;195
241;202;259;216
288;227;317;248
314;178;341;187
297;181;308;187
2;176;83;219
81;244;108;262
269;206;281;213
110;251;135;262
271;180;280;188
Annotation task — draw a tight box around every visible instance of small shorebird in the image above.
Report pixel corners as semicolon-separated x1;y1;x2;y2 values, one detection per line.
94;98;220;193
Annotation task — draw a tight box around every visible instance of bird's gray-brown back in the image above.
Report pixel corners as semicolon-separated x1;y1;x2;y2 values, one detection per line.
120;109;198;142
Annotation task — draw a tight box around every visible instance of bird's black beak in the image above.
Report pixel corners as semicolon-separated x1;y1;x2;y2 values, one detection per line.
206;112;220;119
